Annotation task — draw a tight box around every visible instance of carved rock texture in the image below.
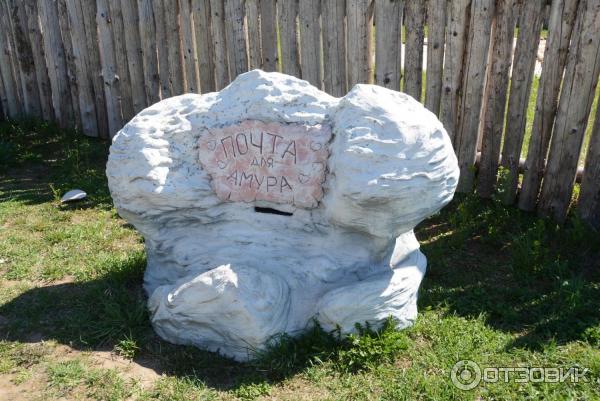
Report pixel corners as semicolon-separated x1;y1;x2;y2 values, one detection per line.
106;70;459;361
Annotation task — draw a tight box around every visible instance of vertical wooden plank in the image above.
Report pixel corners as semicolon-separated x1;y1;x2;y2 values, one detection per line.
39;0;74;128
439;0;470;143
97;0;123;136
23;0;54;121
279;0;300;77
2;0;24;110
81;0;109;137
454;0;495;193
7;0;42;117
260;0;278;71
122;0;148;110
246;0;262;70
57;0;83;129
579;101;600;228
538;0;600;222
346;0;372;87
424;0;446;113
225;0;248;79
164;0;185;95
0;75;6;119
374;0;402;90
476;0;516;198
152;0;172;98
138;0;160;104
519;0;579;211
210;0;230;89
322;0;346;96
403;0;425;100
65;0;99;136
108;0;135;120
499;0;544;204
179;0;200;92
299;0;321;87
0;6;20;118
193;0;215;92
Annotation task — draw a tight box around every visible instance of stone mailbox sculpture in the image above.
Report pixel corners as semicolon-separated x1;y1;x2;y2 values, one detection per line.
107;70;459;361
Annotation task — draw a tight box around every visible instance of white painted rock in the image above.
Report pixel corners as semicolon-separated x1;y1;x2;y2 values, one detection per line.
106;70;459;361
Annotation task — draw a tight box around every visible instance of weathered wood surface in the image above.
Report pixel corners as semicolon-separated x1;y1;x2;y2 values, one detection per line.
439;0;470;143
499;0;544;204
164;0;184;95
455;0;495;193
7;0;42;117
57;0;83;129
519;0;579;211
96;0;123;135
209;0;230;89
108;0;134;120
39;0;74;128
2;0;24;108
579;100;600;229
299;0;321;87
538;0;600;222
403;0;425;100
346;0;372;87
424;0;446;114
23;0;54;121
278;0;300;77
322;0;346;96
179;0;200;93
138;0;161;104
193;0;215;93
477;0;516;198
225;0;248;78
122;0;148;110
0;0;21;117
81;0;109;137
374;0;402;90
65;0;98;136
246;0;262;70
259;0;278;71
152;0;172;98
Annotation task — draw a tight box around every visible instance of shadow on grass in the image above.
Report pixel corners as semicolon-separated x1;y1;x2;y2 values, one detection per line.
0;252;395;390
0;118;112;208
416;194;600;351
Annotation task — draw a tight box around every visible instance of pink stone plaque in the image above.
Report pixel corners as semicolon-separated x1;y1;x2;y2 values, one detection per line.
199;120;332;208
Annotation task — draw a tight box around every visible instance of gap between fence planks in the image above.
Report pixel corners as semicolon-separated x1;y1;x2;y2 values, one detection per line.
476;0;516;198
499;0;544;204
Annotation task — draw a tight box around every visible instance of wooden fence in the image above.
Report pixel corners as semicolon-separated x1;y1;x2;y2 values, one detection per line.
0;0;599;227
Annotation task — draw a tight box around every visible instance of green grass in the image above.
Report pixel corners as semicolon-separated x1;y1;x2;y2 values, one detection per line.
0;119;599;400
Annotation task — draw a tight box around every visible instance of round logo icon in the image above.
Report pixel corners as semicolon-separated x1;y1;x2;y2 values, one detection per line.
451;360;482;390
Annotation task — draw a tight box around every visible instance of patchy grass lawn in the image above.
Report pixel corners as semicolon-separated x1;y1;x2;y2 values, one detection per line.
0;120;599;401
